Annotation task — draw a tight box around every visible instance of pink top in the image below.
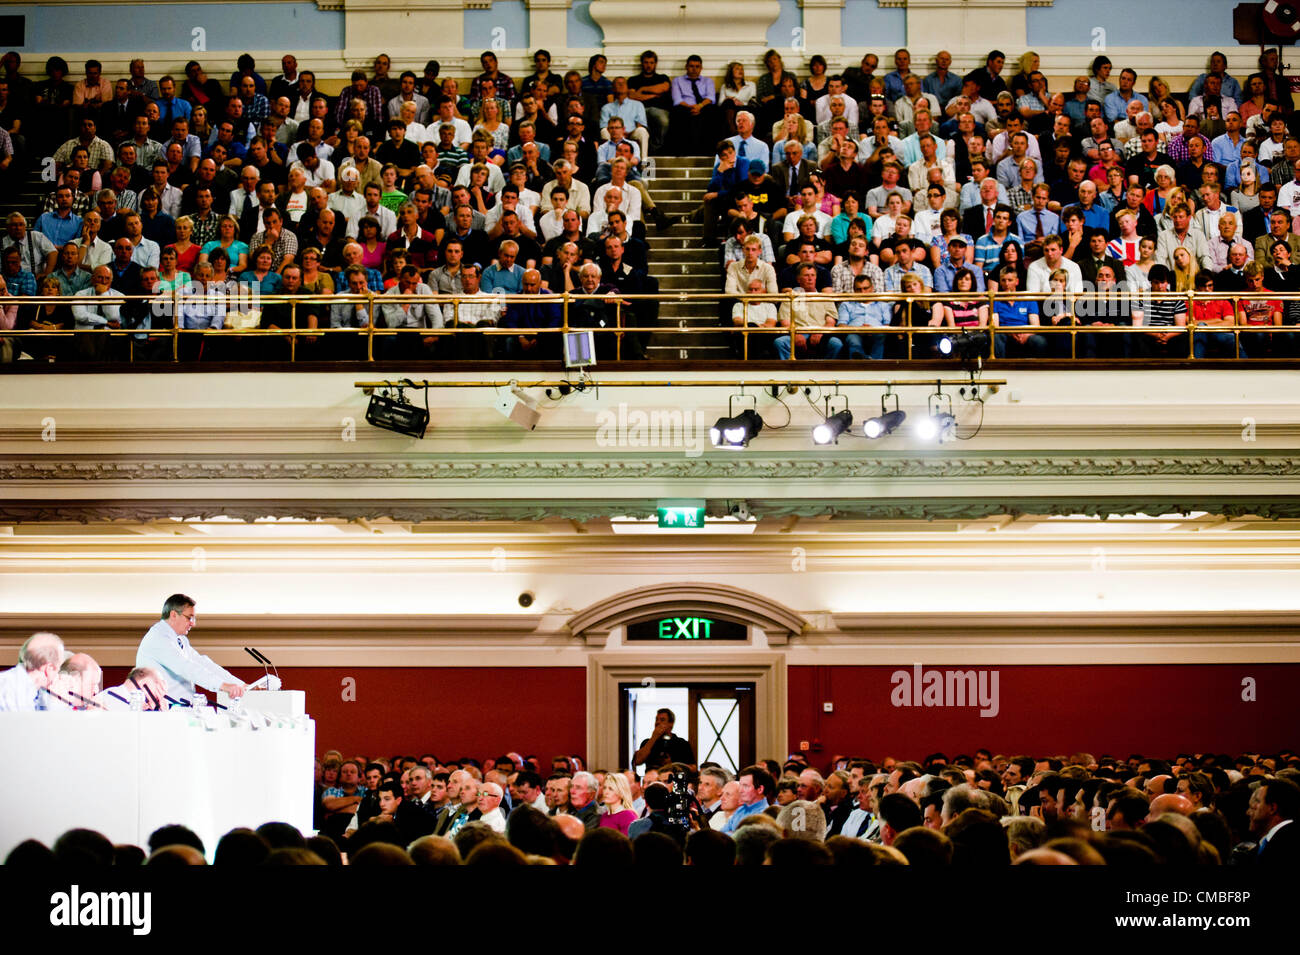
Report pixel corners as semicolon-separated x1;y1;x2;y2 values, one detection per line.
599;809;637;836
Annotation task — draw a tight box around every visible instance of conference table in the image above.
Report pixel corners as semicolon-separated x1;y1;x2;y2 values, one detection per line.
0;708;315;860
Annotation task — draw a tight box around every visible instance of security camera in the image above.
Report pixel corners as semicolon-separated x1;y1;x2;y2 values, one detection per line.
729;501;751;521
495;386;541;430
518;591;535;608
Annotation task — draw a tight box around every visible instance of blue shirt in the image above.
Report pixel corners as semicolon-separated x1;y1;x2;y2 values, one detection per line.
837;300;892;327
599;98;648;131
993;300;1037;327
481;263;524;294
934;262;987;293
136;617;240;698
34;211;83;247
924;71;963;109
883;70;908;102
727;134;770;170
1224;160;1268;190
722;798;770;833
1016;209;1060;242
1103;90;1148;123
1211;134;1246;169
883;262;933;291
974;233;1012;269
2;268;36;297
1080;204;1111;233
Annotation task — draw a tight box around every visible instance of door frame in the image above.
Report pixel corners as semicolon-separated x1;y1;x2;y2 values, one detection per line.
588;652;786;772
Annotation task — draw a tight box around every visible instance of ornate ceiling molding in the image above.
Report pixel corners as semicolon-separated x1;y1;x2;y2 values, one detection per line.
5;453;1300;483
5;496;1300;525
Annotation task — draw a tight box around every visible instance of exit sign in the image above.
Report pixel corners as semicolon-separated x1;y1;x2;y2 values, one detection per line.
626;617;748;641
656;499;706;528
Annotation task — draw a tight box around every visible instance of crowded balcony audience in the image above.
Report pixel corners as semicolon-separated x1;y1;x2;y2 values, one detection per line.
0;45;1295;363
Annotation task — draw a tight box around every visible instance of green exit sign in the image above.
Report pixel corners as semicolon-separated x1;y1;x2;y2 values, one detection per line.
626;617;748;641
656;499;706;528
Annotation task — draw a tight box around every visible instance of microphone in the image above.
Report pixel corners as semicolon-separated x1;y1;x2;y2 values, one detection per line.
70;691;107;710
249;646;279;681
245;646;270;687
165;694;192;707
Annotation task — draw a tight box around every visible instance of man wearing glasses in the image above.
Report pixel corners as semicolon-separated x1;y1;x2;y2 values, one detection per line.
135;593;246;701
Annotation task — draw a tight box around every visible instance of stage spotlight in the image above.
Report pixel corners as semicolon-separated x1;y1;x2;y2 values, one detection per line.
937;330;989;365
710;409;764;449
366;385;429;438
863;391;906;439
916;386;956;443
915;411;956;442
813;409;853;445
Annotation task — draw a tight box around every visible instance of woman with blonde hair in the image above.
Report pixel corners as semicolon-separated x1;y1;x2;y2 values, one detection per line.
473;96;509;152
597;772;637;836
1009;52;1040;100
1231;158;1262;213
199;214;249;274
1172;246;1199;292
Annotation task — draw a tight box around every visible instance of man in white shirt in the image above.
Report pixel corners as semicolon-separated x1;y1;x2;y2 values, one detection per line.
1026;234;1083;293
432;98;472;148
135;593;246;701
328;166;367;237
0;631;64;712
475;782;508;833
783;186;832;238
814;77;860;127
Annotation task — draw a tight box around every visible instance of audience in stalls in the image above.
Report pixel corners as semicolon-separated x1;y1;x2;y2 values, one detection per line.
4;46;1300;364
7;728;1298;866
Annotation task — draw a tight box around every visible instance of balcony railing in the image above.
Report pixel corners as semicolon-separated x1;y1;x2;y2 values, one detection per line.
1;289;1295;365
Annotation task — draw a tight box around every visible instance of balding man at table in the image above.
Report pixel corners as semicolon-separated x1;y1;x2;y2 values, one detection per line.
136;593;246;702
94;666;167;711
0;632;65;711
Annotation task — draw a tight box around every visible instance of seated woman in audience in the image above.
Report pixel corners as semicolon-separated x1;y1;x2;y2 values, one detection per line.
808;169;838;218
205;248;233;291
830;191;869;246
473;95;510;152
941;267;987;334
138;188;177;247
62;146;101;193
1039;267;1077;358
189;104;212;145
169;216;200;273
597;773;638;837
994;239;1027;287
755;49;798;123
239;244;283;296
1061;207;1087;260
892;272;941;357
1155;98;1185;142
720;61;756;135
465;163;496;215
355;217;387;273
772;115;817;163
929;208;975;271
1172;246;1199;292
802;55;830;104
1239;74;1268;124
199;215;248;275
297;246;335;295
330;120;365;169
22;275;74;362
1231;160;1262;213
381;248;408;290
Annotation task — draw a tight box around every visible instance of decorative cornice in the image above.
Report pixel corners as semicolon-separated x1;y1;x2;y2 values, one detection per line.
5;453;1300;486
5;496;1300;525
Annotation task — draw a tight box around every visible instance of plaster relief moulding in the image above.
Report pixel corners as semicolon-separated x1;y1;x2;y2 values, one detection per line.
588;0;783;56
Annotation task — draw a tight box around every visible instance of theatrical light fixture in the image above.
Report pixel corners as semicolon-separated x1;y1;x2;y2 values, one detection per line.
938;330;989;367
813;410;854;445
710;409;763;449
863;390;907;439
365;381;429;438
916;385;956;443
495;383;542;430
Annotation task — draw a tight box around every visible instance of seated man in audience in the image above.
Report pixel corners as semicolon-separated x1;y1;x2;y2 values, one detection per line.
833;273;892;360
71;264;126;361
499;268;561;359
377;264;441;360
372;780;436;844
775;264;837;359
0;632;64;712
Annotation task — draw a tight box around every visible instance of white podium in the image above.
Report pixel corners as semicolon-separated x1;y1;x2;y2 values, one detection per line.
219;689;306;716
0;710;315;861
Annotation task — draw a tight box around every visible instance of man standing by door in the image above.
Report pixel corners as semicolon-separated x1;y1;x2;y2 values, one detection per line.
633;707;697;769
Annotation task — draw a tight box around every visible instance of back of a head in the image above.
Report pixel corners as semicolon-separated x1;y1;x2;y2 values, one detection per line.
879;792;923;833
506;805;556;857
52;828;114;866
1043;837;1106;865
352;818;404;852
452;821;501;860
1002;814;1046;858
573;827;634;866
214;828;270;866
4;840;55;868
350;843;414;866
633;831;684;866
20;631;64;671
1096;831;1160;865
824;835;880;866
262;847;327;866
147;845;207;867
685;829;736;867
944;808;1008;866
1141;818;1200;865
465;841;527;866
114;845;146;867
764;837;834;865
255;821;306;850
734;824;781;866
893;826;954;866
148;824;204;856
776;799;828;841
408;835;461;866
306;835;342;866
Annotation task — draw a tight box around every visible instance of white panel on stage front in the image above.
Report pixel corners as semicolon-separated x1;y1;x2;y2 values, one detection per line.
0;710;315;861
218;689;306;716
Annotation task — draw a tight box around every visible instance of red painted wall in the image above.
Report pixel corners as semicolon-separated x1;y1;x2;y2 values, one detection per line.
103;665;589;764
788;664;1300;767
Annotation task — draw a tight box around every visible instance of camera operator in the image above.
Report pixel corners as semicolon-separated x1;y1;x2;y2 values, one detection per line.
632;707;696;769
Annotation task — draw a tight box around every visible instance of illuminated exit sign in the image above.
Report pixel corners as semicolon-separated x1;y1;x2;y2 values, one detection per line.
626;617;748;641
656;499;706;528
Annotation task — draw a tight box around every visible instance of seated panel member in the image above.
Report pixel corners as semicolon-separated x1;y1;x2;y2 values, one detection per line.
93;666;167;711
